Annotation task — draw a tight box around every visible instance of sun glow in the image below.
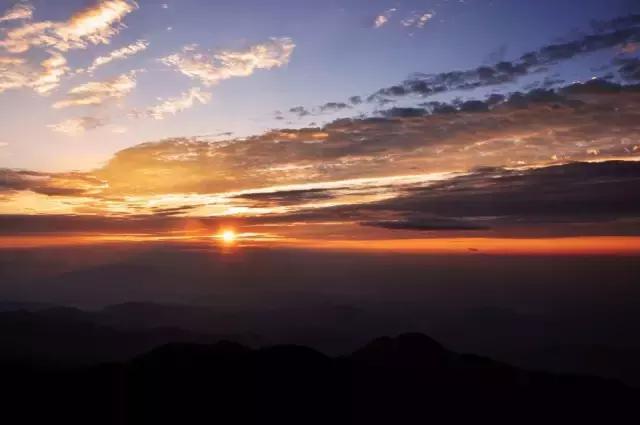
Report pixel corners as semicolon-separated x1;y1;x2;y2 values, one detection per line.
220;229;237;243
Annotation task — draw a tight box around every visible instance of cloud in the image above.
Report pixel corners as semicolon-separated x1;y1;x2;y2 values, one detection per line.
31;51;69;94
319;102;351;113
373;8;396;29
146;87;212;120
52;70;138;108
361;217;488;231
0;55;30;92
84;39;148;73
2;79;640;238
233;188;338;207
0;168;105;196
244;160;640;237
0;51;68;94
286;102;351;119
616;57;640;81
357;160;640;232
379;107;427;118
0;2;34;22
160;37;295;86
0;213;221;235
89;81;640;197
0;1;137;95
401;11;435;29
347;13;640;106
0;0;137;53
289;106;310;117
618;41;640;54
48;116;106;134
287;13;640;117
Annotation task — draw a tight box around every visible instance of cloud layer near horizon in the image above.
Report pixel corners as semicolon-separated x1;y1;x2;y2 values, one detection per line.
1;79;640;239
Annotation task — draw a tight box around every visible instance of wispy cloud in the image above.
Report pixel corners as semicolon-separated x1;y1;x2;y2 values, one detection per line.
401;11;435;29
53;70;138;108
0;55;30;92
31;51;69;94
161;37;295;86
0;51;68;94
0;2;34;22
48;116;106;135
84;39;148;73
308;13;640;109
147;87;212;120
373;8;396;29
0;0;137;53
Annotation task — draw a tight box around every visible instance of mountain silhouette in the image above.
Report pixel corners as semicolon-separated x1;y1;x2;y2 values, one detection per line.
2;333;638;424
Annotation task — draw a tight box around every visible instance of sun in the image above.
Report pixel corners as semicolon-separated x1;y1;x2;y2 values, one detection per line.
220;229;237;243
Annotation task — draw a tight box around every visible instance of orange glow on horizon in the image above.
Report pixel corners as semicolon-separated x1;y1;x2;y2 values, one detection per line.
281;236;640;255
0;234;639;255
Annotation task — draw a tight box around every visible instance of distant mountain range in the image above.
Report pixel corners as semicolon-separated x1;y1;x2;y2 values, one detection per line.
2;332;637;424
2;301;640;388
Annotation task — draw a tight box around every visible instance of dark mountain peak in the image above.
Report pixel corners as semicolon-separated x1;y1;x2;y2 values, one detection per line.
257;344;329;366
135;340;252;365
352;333;449;367
209;340;252;355
39;306;89;321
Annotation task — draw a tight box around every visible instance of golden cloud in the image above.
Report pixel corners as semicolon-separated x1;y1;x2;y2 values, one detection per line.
0;0;137;53
0;51;68;94
31;51;69;94
2;82;640;235
146;87;212;120
52;70;138;108
161;37;296;86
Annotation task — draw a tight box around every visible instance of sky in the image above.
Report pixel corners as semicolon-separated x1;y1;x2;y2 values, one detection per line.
1;0;640;254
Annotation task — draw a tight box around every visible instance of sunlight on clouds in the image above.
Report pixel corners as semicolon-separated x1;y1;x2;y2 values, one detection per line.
98;171;458;218
0;52;68;94
0;55;29;92
0;190;92;215
374;8;396;28
0;1;138;96
147;87;212;120
161;37;295;86
53;70;138;108
84;39;149;73
0;3;34;23
401;12;435;29
31;51;69;94
58;0;136;45
0;0;137;53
